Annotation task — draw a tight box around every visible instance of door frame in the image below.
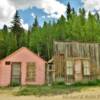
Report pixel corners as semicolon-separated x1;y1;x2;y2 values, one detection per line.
74;59;83;82
11;62;21;85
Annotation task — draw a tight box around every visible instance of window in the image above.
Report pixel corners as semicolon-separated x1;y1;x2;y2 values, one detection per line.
66;60;73;75
26;62;36;81
83;60;90;76
5;61;10;65
49;64;52;70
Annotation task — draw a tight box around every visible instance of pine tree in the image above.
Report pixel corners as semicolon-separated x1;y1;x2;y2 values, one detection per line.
2;24;8;39
32;16;39;31
66;2;72;20
57;15;66;24
95;12;99;21
2;24;8;33
43;21;48;28
79;8;86;25
27;26;31;47
72;8;75;15
11;10;24;47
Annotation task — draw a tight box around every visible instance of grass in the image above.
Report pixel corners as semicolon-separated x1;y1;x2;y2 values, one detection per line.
71;79;100;87
15;80;100;96
0;80;100;96
15;85;81;96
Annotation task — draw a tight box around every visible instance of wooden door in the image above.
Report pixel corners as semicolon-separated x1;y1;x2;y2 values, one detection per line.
11;62;21;86
74;60;83;82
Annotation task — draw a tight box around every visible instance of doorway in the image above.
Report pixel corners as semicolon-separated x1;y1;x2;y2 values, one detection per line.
11;62;21;86
74;59;83;82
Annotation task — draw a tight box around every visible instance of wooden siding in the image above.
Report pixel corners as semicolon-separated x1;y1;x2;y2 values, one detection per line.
54;42;100;69
52;41;100;83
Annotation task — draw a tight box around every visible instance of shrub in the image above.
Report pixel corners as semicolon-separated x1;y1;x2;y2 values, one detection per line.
11;81;20;87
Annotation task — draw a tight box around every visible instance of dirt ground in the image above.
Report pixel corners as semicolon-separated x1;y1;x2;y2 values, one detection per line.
0;87;100;100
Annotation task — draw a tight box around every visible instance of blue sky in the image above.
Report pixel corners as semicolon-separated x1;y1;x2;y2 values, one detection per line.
19;0;83;27
0;0;100;30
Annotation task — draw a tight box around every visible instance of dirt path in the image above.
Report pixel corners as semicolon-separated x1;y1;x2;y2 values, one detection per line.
0;87;100;100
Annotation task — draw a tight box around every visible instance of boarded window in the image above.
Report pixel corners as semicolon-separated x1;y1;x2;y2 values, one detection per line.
83;60;90;75
66;60;73;75
26;62;36;81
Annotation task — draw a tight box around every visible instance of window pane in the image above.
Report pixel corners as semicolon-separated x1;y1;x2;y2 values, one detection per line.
83;60;90;75
66;60;73;75
67;67;73;75
66;61;73;67
27;62;36;81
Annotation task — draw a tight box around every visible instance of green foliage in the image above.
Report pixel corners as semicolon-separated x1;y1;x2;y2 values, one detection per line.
66;2;72;20
32;16;39;32
72;79;100;87
15;79;100;96
0;3;100;60
2;25;8;35
11;81;20;87
11;10;24;47
15;84;75;96
0;80;100;96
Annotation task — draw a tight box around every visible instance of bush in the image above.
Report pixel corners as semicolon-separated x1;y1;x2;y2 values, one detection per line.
11;81;20;87
15;80;100;96
52;81;66;86
72;79;100;87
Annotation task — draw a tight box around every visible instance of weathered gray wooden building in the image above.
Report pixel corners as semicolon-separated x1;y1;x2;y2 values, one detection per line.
47;41;100;84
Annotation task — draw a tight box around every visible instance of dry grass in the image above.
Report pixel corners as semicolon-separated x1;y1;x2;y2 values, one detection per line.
0;80;100;100
0;87;100;100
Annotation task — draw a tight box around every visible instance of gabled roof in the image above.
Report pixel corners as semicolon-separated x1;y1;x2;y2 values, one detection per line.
0;47;46;63
48;58;54;64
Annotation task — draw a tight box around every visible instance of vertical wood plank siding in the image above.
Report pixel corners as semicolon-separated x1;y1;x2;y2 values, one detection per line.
53;42;100;82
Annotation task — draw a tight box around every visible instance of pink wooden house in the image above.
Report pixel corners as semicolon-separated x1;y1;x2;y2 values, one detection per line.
0;47;46;86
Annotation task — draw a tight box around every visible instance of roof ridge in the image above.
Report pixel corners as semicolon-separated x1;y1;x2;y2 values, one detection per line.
0;47;46;63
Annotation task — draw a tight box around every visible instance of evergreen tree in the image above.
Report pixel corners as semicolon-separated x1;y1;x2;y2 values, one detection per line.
2;24;8;33
72;8;75;15
27;26;31;47
95;12;99;21
32;16;39;31
11;10;24;47
0;5;100;60
43;21;48;28
79;8;86;25
57;15;66;24
2;24;8;39
66;2;72;20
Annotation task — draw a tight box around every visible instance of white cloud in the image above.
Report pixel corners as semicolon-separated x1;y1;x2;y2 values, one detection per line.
42;16;46;19
10;0;66;18
20;19;28;30
0;0;66;29
47;13;66;19
82;0;100;12
47;14;59;19
31;13;36;18
41;0;66;18
0;0;16;28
